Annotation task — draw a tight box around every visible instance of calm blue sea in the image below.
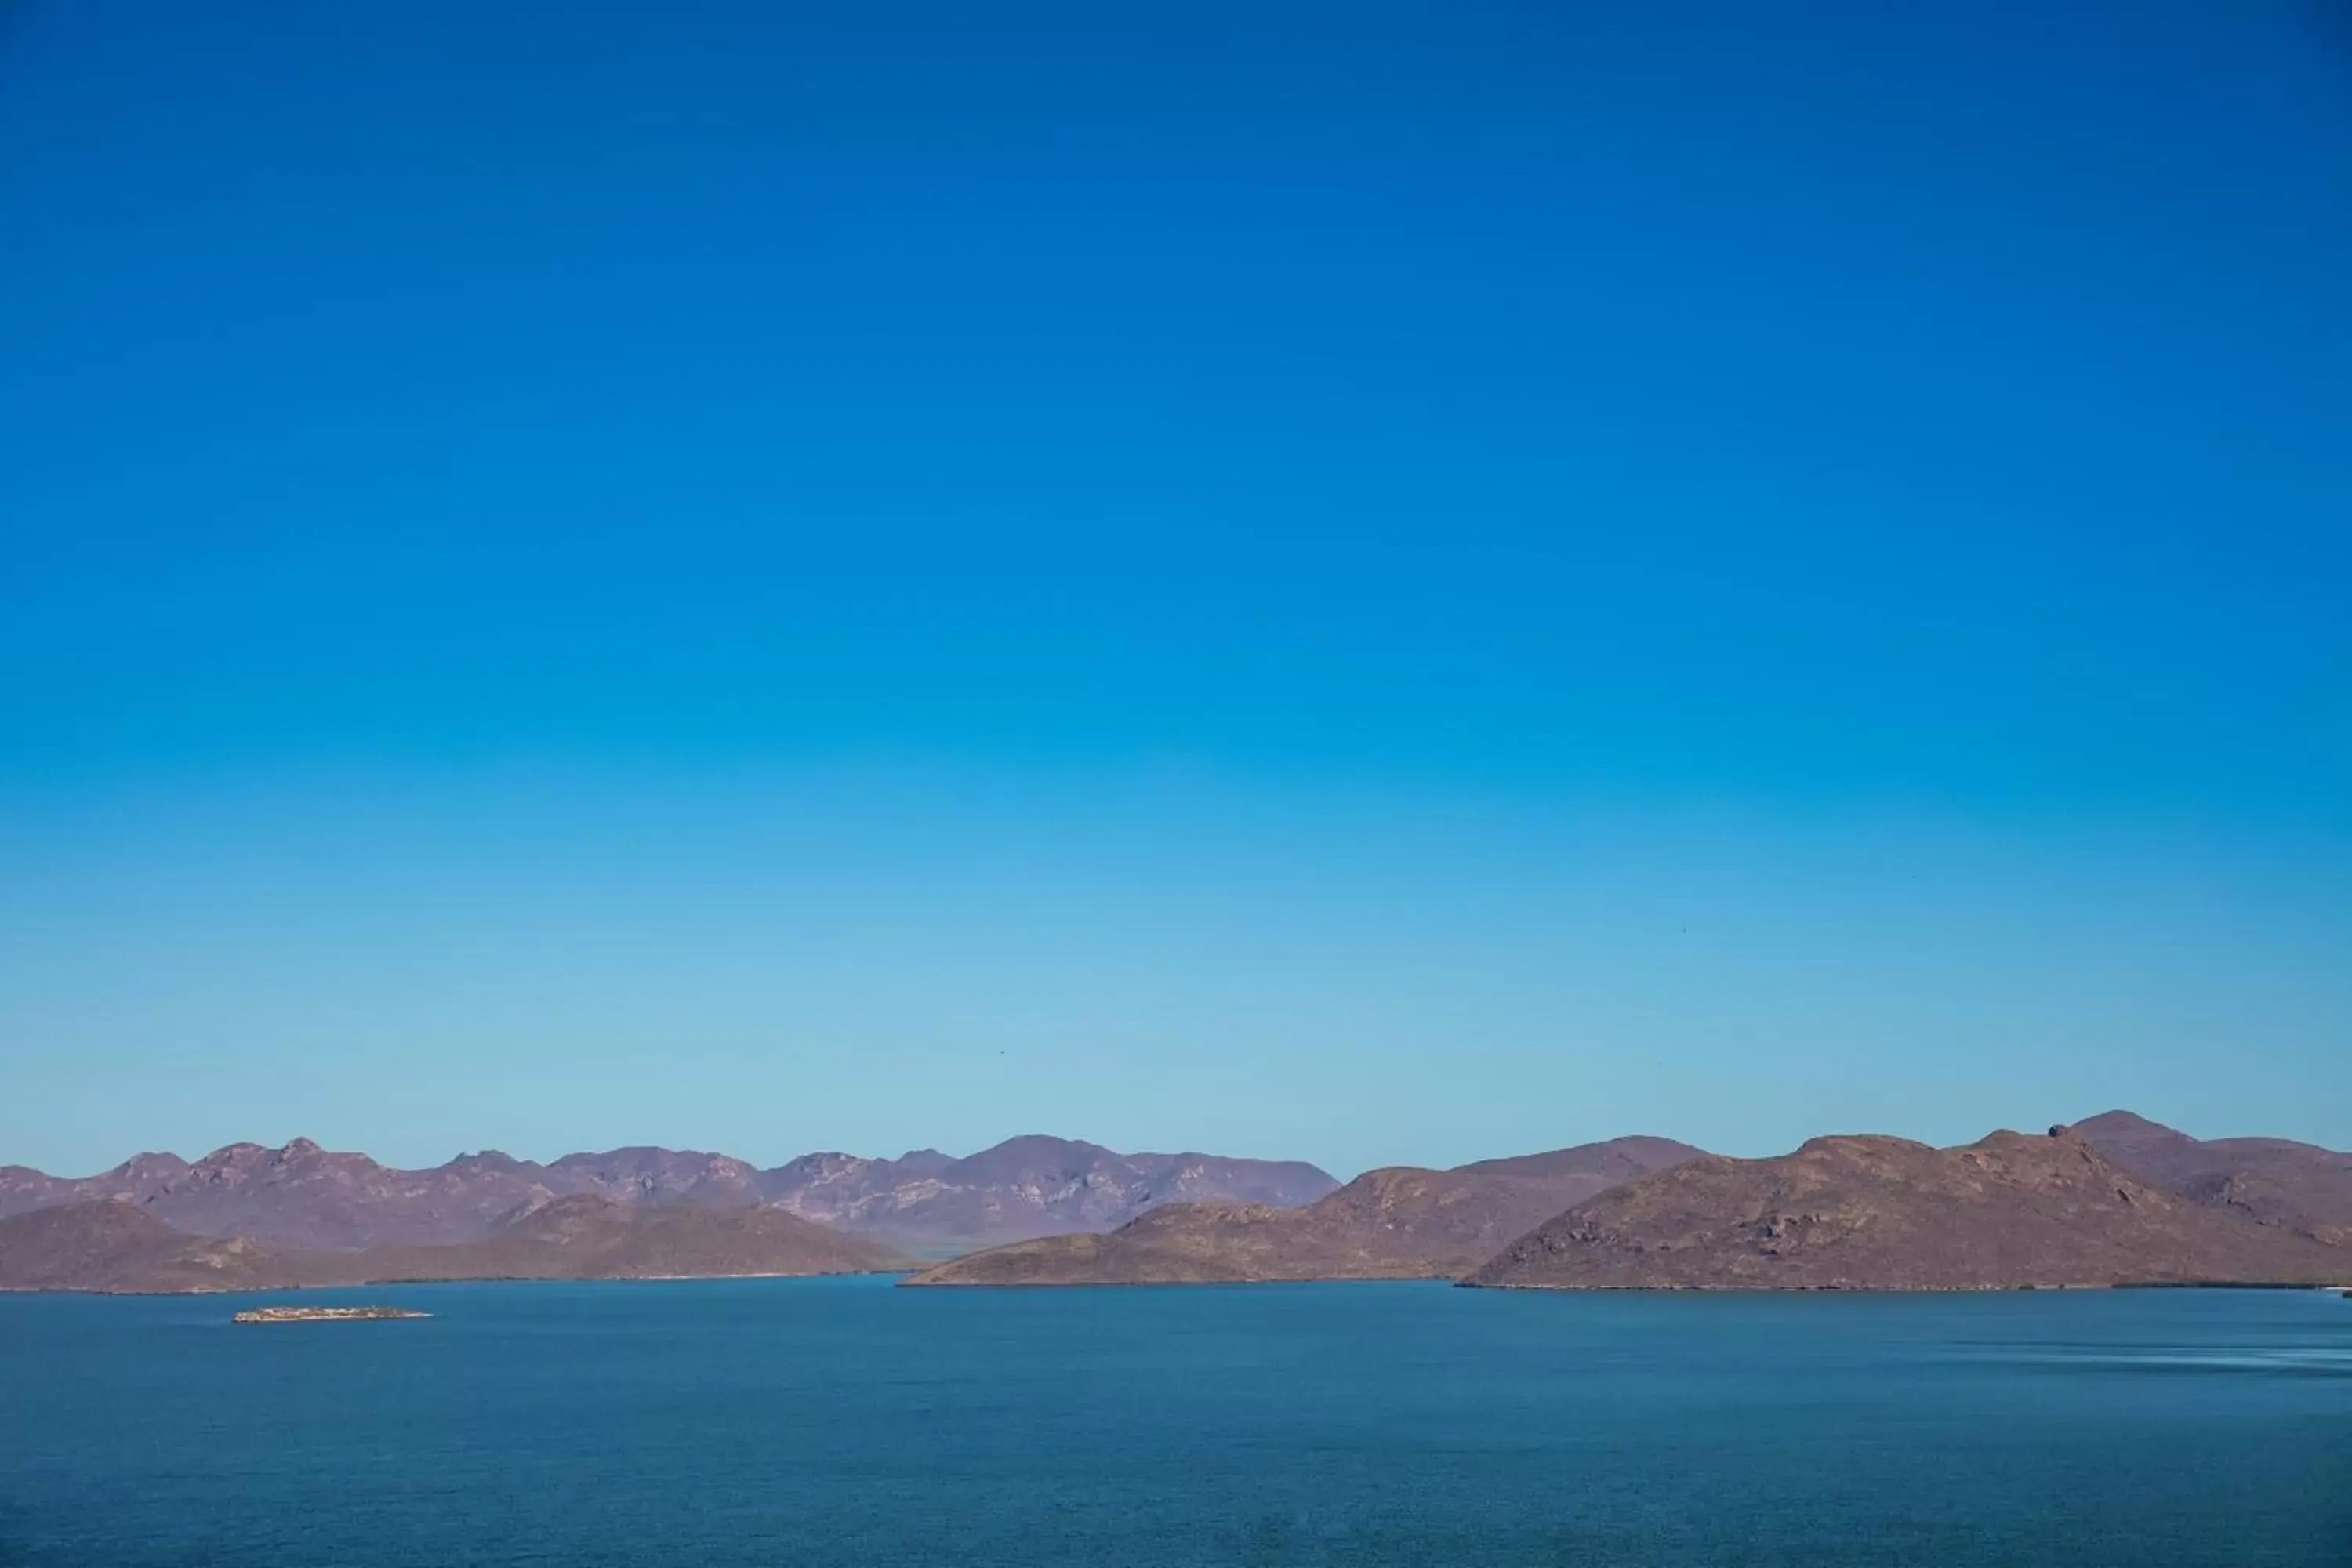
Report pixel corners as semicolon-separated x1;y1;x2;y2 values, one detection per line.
2;1278;2347;1566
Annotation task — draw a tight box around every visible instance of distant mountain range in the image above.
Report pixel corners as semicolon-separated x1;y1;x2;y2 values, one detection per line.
904;1137;1707;1284
3;1113;2347;1294
761;1138;1340;1252
0;1136;1339;1255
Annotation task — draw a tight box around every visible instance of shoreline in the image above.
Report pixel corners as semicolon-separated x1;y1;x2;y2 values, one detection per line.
0;1268;916;1298
9;1274;2347;1298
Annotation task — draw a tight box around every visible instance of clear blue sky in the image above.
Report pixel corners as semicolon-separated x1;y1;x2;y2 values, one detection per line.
3;2;2347;1178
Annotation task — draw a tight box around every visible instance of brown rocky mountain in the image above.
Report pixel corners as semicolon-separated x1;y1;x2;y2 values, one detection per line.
0;1195;904;1294
1456;1135;1713;1199
107;1139;579;1249
0;1200;314;1292
0;1136;1338;1254
760;1135;1341;1253
553;1148;768;1208
0;1152;194;1218
2070;1110;2352;1245
1463;1128;2351;1291
351;1195;904;1281
902;1136;1707;1285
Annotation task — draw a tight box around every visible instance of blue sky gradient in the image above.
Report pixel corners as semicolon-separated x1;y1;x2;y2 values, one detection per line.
3;2;2348;1174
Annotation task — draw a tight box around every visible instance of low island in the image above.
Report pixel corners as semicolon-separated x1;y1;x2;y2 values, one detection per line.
232;1306;431;1323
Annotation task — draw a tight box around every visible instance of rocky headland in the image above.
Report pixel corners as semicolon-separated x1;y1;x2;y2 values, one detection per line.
1462;1127;2349;1291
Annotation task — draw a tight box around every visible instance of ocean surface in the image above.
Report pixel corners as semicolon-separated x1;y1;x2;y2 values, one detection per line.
2;1279;2347;1566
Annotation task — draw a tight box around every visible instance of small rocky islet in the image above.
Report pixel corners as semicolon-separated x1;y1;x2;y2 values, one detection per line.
232;1305;430;1323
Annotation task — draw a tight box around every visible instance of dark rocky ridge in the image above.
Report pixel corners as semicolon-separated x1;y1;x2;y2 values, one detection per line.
1463;1129;2350;1291
0;1136;1339;1254
903;1137;1709;1285
0;1195;905;1294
